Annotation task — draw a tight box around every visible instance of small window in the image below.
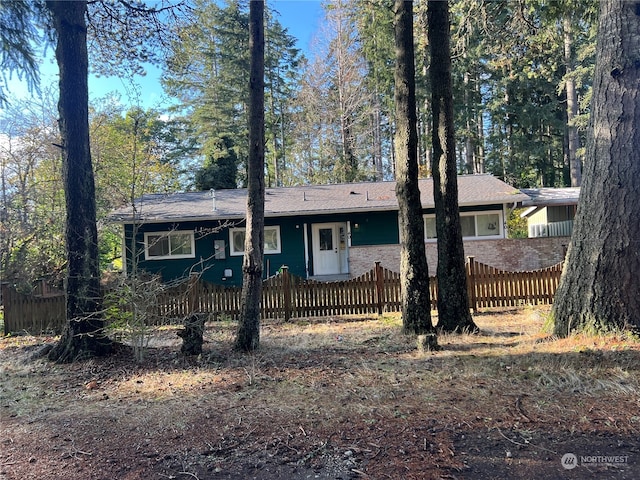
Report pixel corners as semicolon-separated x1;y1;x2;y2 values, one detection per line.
230;226;282;256
231;229;246;254
318;228;333;251
144;231;195;260
424;217;437;239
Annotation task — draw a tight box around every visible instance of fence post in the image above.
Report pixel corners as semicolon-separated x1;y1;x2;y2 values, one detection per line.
186;274;199;315
466;256;477;313
281;266;291;321
1;283;9;335
374;261;384;315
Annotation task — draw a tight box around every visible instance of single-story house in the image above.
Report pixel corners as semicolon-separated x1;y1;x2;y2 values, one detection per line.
110;174;546;286
520;187;580;238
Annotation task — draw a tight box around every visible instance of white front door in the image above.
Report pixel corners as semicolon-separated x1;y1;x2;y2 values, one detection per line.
312;223;346;275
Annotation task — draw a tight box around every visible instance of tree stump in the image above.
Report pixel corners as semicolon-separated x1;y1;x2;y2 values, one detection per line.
177;313;207;356
416;333;440;352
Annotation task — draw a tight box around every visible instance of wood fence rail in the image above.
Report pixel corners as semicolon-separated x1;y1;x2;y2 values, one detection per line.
2;258;564;334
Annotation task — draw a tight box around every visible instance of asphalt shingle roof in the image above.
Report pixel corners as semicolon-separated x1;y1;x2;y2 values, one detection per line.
110;174;529;224
520;187;580;206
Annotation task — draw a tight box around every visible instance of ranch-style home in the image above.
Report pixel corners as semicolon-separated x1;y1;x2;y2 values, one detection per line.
110;174;566;286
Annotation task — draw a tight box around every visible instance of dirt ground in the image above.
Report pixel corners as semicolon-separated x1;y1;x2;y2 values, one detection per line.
1;307;639;479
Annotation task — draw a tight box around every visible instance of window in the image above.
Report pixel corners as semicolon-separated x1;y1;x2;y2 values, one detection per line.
476;213;501;236
230;226;281;256
425;217;437;239
318;228;333;251
460;216;476;237
423;211;503;241
144;231;195;260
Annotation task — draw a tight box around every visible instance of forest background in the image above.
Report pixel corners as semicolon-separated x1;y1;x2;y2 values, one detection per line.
0;0;596;292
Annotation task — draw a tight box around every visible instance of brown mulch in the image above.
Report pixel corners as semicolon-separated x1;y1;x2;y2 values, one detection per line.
1;310;639;479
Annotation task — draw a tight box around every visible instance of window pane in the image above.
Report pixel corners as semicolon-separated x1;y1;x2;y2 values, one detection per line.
477;214;500;236
424;217;437;239
264;227;279;252
147;235;169;257
319;228;333;251
232;230;245;253
170;233;192;255
460;216;476;237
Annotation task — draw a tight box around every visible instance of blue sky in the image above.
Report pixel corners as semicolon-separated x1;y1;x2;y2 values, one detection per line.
272;0;324;52
5;0;324;110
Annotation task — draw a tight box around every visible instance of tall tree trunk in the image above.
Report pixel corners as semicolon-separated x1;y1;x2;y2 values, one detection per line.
268;71;279;188
475;84;485;174
46;0;111;362
373;92;384;181
553;0;640;335
428;0;477;333
563;13;582;187
393;0;437;347
463;70;474;174
236;0;265;352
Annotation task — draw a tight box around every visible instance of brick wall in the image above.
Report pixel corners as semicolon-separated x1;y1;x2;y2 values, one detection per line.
349;237;569;276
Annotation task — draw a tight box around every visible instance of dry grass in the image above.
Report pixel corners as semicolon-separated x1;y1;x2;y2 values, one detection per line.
2;306;640;479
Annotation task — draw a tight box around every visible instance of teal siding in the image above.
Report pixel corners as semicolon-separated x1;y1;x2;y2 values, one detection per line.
122;205;504;285
348;211;399;246
125;219;307;286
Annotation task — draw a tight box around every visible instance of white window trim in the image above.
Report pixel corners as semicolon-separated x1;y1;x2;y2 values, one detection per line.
423;210;504;241
144;231;196;260
230;225;282;256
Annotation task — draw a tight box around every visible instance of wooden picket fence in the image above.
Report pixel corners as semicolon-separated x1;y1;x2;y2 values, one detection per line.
1;283;66;335
466;257;563;309
1;258;564;334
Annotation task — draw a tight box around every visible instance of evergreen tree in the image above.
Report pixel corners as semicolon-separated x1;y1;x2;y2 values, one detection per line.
0;0;40;106
553;0;640;334
447;0;596;187
264;10;302;186
194;135;238;190
352;0;396;180
163;0;301;188
236;0;264;352
46;0;112;362
393;0;437;348
2;0;185;361
428;0;477;333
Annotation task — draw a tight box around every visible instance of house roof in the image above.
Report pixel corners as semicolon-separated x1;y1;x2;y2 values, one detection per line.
520;187;580;207
110;174;528;224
